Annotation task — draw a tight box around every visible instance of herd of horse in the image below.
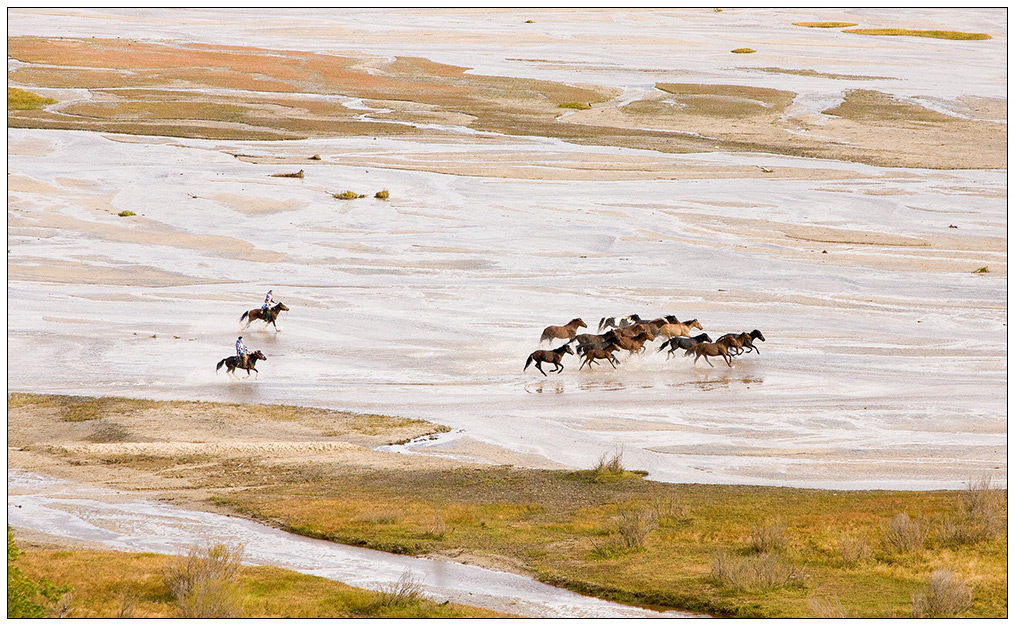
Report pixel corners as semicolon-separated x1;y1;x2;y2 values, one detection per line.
524;314;765;376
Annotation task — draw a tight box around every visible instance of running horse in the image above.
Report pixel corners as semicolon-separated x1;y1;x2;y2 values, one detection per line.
216;350;267;379
653;318;703;339
524;344;574;376
240;302;289;332
539;318;587;343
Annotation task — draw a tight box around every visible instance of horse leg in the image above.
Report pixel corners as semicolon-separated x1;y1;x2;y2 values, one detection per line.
536;361;547;377
723;353;732;367
253;366;259;379
704;355;714;367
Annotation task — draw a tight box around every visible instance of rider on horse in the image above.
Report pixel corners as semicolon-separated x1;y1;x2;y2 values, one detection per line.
261;290;277;322
236;336;250;368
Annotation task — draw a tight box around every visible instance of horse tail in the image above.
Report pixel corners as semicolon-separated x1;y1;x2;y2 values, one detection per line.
216;358;227;372
240;310;249;322
524;354;534;371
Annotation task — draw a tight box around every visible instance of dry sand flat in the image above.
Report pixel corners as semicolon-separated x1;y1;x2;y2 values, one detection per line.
6;8;1008;490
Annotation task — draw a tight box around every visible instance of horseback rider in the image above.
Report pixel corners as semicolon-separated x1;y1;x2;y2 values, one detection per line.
261;290;277;322
236;336;250;369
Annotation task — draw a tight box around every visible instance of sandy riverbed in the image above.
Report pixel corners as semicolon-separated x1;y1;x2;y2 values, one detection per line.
7;8;1008;493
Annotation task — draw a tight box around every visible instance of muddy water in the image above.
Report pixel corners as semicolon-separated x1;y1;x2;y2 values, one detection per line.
7;470;699;618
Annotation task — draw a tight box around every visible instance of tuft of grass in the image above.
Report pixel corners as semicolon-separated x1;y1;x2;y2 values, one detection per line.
117;210;136;217
558;102;591;109
271;169;304;178
809;596;851;618
309;154;321;160
8;87;57;110
973;266;989;273
375;570;424;608
843;28;990;40
163;543;244;619
792;21;858;28
911;569;972;617
574;449;649;484
333;190;364;200
748;518;787;553
731;48;756;54
374;189;389;200
880;513;926;554
836;533;871;567
614;506;658;549
710;551;805;591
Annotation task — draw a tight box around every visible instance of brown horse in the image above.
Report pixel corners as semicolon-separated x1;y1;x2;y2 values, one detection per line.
655;318;703;339
683;342;731;367
610;321;661;338
540;318;587;343
612;331;655;355
572;332;614;355
524;343;574;376
715;333;748;355
579;343;621;370
741;329;766;354
216;350;267;379
241;302;289;332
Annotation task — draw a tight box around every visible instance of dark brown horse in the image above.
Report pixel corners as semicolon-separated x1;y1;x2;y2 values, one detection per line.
741;329;766;354
579;343;622;370
216;350;267;379
540;318;586;343
240;302;289;332
658;333;712;359
525;343;574;376
572;332;614;355
683;342;731;367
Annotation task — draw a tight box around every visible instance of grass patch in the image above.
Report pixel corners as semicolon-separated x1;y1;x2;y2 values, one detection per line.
730;48;756;54
710;551;805;592
558;102;591;109
8;87;57;110
973;266;989;273
842;28;991;40
270;169;304;178
117;210;136;217
14;545;507;618
333;190;364;200
374;189;389;200
792;21;858;28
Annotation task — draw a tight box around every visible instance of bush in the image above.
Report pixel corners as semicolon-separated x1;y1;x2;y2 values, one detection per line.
937;477;1006;547
749;519;787;553
163;543;244;618
375;189;389;200
711;550;805;591
880;513;926;554
8;526;71;618
333;191;364;200
117;210;136;217
377;570;424;608
911;569;972;617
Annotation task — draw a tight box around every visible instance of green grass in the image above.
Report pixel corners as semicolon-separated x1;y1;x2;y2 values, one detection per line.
558;102;591;110
14;546;509;618
843;28;991;40
8;87;57;110
204;465;1006;618
117;210;136;217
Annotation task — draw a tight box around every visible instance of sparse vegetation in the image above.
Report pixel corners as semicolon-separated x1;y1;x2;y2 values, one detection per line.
333;191;364;200
792;21;858;28
374;189;390;200
8;87;57;110
117;210;136;217
843;28;991;40
558;102;591;109
974;266;989;273
748;518;788;553
163;543;244;618
731;48;756;54
710;551;805;591
880;513;926;554
271;169;304;178
911;569;972;617
375;570;424;608
836;533;871;566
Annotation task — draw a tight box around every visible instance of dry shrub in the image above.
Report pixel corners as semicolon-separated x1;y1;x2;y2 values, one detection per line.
711;550;805;591
935;478;1005;547
749;518;787;553
809;596;850;618
377;570;424;608
615;507;658;549
911;569;972;618
880;513;926;554
837;533;871;567
163;543;244;618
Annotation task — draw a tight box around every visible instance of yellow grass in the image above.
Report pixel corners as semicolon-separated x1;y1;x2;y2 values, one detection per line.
793;22;858;28
8;87;57;110
843;29;991;40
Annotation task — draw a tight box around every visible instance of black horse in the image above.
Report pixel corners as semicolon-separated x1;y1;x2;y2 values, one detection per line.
240;302;289;332
216;350;267;379
524;344;574;376
658;333;712;359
